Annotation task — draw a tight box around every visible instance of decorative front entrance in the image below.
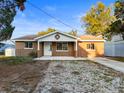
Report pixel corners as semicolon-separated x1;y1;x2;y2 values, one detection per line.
44;42;52;56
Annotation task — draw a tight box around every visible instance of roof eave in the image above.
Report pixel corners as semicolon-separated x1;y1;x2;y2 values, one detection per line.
12;39;36;42
34;31;78;40
78;39;105;42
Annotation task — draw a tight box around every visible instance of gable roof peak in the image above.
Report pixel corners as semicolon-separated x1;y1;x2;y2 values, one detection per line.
35;31;77;40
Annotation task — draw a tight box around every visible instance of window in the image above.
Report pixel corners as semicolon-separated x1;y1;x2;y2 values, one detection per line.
87;43;95;50
25;42;33;48
56;42;68;51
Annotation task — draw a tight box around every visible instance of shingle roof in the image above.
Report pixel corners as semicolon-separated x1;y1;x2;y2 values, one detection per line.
13;31;77;41
13;33;104;41
13;35;37;40
79;35;104;40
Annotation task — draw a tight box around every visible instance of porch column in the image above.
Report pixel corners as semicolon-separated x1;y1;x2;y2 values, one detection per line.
37;41;40;51
37;41;40;57
75;40;78;57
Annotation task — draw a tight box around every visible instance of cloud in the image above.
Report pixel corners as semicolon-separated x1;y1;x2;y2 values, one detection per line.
16;10;26;18
12;11;86;39
72;13;86;32
75;13;86;22
46;17;82;32
12;17;73;38
12;18;49;38
44;6;56;11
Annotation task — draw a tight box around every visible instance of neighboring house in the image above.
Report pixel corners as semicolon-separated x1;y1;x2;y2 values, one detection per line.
13;31;104;58
105;34;124;57
0;43;15;52
0;42;15;55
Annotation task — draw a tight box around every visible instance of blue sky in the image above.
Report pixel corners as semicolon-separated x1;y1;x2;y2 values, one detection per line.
12;0;115;38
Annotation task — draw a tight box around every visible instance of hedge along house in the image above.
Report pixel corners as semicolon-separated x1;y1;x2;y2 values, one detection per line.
14;31;105;58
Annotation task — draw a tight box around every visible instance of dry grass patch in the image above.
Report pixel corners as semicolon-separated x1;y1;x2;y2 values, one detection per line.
106;57;124;62
0;58;49;93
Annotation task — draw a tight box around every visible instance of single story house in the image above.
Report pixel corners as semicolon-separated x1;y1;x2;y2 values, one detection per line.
14;31;104;58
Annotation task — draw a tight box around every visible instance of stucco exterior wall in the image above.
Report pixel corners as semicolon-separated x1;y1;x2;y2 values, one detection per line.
78;41;104;57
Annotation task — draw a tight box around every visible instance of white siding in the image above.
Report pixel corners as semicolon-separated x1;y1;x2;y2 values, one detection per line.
105;42;114;56
105;41;124;57
38;33;76;42
5;48;15;56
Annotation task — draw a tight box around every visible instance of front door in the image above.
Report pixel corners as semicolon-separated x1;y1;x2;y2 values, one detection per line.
44;42;52;56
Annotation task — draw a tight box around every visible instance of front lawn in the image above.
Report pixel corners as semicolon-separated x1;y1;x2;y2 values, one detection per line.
0;56;49;93
34;60;124;93
0;59;124;93
0;56;33;65
106;57;124;62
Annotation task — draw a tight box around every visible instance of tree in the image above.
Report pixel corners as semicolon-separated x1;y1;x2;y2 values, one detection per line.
0;0;16;41
37;28;56;36
0;0;26;41
115;0;124;20
82;2;115;39
108;0;124;40
16;0;26;11
67;30;78;36
109;20;124;38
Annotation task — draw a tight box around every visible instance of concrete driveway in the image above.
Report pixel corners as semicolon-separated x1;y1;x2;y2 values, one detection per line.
89;57;124;73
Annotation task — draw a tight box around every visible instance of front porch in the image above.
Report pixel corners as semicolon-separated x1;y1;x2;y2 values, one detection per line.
37;42;77;57
34;56;87;61
35;31;78;57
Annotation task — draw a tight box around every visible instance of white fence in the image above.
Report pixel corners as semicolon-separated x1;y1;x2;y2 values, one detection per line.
105;41;124;57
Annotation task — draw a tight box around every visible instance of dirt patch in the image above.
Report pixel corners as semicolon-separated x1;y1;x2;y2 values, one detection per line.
0;61;49;93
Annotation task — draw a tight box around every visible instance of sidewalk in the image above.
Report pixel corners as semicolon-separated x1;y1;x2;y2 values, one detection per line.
89;57;124;73
34;56;87;61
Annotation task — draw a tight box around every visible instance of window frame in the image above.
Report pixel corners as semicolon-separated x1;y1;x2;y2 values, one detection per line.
86;43;95;50
24;41;33;49
56;42;68;52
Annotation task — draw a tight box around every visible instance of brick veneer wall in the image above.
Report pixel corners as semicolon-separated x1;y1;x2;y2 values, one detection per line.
52;42;75;56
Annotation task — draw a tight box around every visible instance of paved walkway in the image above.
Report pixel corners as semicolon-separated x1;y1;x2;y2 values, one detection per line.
89;57;124;73
34;56;87;61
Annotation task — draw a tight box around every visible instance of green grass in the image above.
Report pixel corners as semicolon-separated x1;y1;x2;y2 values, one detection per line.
107;57;124;62
0;56;33;65
0;51;4;55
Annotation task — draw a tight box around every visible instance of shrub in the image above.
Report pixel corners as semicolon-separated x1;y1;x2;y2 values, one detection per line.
28;51;37;58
